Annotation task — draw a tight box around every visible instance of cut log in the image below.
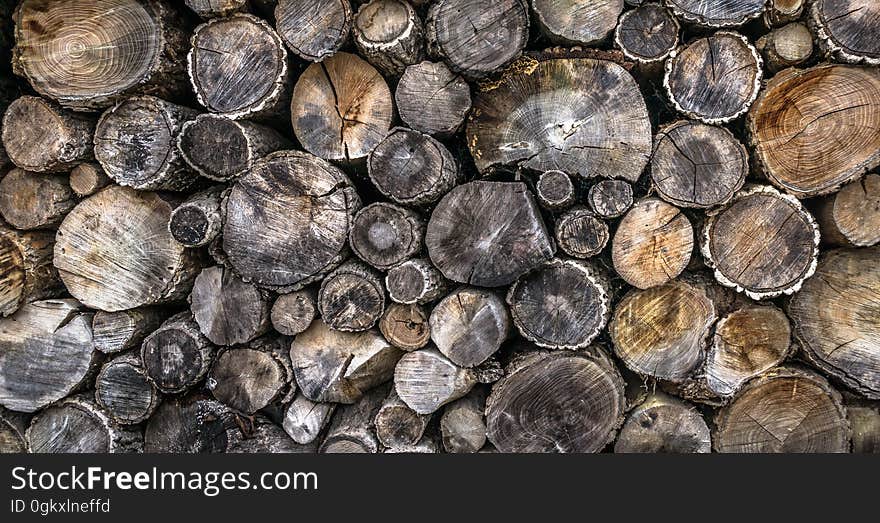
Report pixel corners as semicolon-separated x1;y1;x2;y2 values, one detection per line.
468;56;652;181
395;61;471;137
141;312;216;395
12;0;188;110
815;174;880;247
0;299;99;413
612;197;693;289
208;336;294;414
94;96;200;191
27;394;142;453
705;304;791;398
375;388;429;448
168;187;224;249
368;127;459;207
190;265;271;346
507;258;610;350
386;258;446;305
614;3;680;64
532;0;622;45
588;179;633;219
353;0;424;77
664;31;762;124
275;0;352;62
383;433;441;453
270;289;317;336
379;303;431;351
714;367;850;453
0;168;77;230
788;246;880;399
486;348;625;453
1;95;94;172
440;388;486;453
748;65;880;198
186;0;248;18
755;22;813;72
609;280;716;382
0;228;61;317
535;170;576;211
765;0;805;26
663;0;766;27
223;150;360;291
350;202;424;270
847;402;880;453
394;348;478;415
290;319;402;403
430;287;510;367
701;185;820;300
650;120;748;209
68;163;111;197
810;0;880;65
317;261;386;332
0;406;28;453
614;393;711;453
144;393;236;453
282;393;336;445
425;0;530;80
55;186;203;312
95;352;162;425
226;416;317;453
92;307;165;355
291;52;392;162
555;207;609;259
319;383;389;453
425;181;555;287
178;114;290;182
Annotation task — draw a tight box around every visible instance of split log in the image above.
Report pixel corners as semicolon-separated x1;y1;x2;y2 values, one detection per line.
368;127;459;207
178;114;290;182
614;3;680;64
664;31;762;124
94;96;200;191
394;348;478;414
815;174;880;247
319;383;389;453
54;186;204;312
317;261;386;332
27;395;142;453
440;388;486;453
141;312;216;395
810;0;880;65
507;258;610;350
714;367;850;453
0;168;77;230
379;303;431;351
468;56;652;181
385;258;447;305
168;187;224;249
383;433;441;453
12;0;188;110
425;181;555;287
353;0;425;77
375;389;429;448
68;163;111;197
486;348;625;453
847;401;880;453
609;280;716;382
701;185;820;300
663;0;766;27
0;407;28;453
186;0;248;18
395;61;471;137
208;336;293;414
350;202;424;270
290;319;402;403
144;393;236;453
275;0;352;62
282;393;336;445
612;197;693;289
226;416;317;453
190;265;271;345
788;246;880;399
1;95;94;172
430;287;510;367
614;393;710;453
747;64;880;198
588;179;633;219
425;0;530;80
650;121;747;209
270;289;317;336
291;52;392;162
92;307;165;355
222;150;360;291
0;299;99;413
0;228;62;317
532;0;622;45
555;207;609;259
765;0;805;26
755;22;813;72
535;170;576;211
95;352;162;425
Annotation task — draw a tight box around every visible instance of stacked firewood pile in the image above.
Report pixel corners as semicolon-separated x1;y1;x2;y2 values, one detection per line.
0;0;878;454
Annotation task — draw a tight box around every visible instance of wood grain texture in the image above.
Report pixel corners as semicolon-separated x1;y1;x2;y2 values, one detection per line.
588;179;632;218
614;2;679;63
755;22;813;72
27;394;143;453
350;202;424;270
535;170;576;211
375;388;429;448
663;0;766;27
379;302;431;351
0;406;28;453
815;174;880;247
430;287;510;367
319;383;388;453
394;347;477;415
532;0;623;45
317;260;386;332
95;351;161;425
68;163;111;197
92;307;164;355
141;312;216;395
185;0;248;18
353;0;424;76
144;393;236;453
282;393;336;445
275;0;352;62
225;415;317;454
168;187;224;249
190;265;270;346
440;388;486;453
0;227;61;318
395;61;471;137
386;258;446;305
208;336;293;414
0;168;77;230
614;393;710;453
555;207;609;259
810;0;880;65
270;288;317;336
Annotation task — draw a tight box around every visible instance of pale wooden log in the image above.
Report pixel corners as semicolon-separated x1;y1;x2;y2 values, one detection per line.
27;394;143;453
353;0;425;77
846;400;880;453
0;227;61;318
765;0;805;26
226;415;317;453
290;319;402;403
588;179;632;219
208;336;294;414
555;207;609;259
714;367;850;453
386;258;446;305
379;303;431;351
282;393;336;445
275;0;352;62
68;163;111;197
395;61;471;137
1;95;94;172
144;393;236;453
486;348;625;453
535;170;576;211
810;0;880;65
663;0;766;27
141;312;216;394
317;260;386;332
375;388;429;448
270;288;317;336
533;0;622;45
614;393;711;453
383;433;441;453
186;0;249;18
95;351;162;425
0;406;28;453
440;388;486;453
350;202;424;270
0;299;99;413
815;174;880;248
0;168;77;230
614;3;680;64
168;187;224;249
755;22;813;72
394;347;478;415
319;383;389;453
430;287;510;367
92;307;165;355
190;265;271;346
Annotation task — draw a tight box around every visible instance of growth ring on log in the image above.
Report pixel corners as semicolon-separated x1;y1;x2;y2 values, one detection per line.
664;0;766;27
810;0;880;65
